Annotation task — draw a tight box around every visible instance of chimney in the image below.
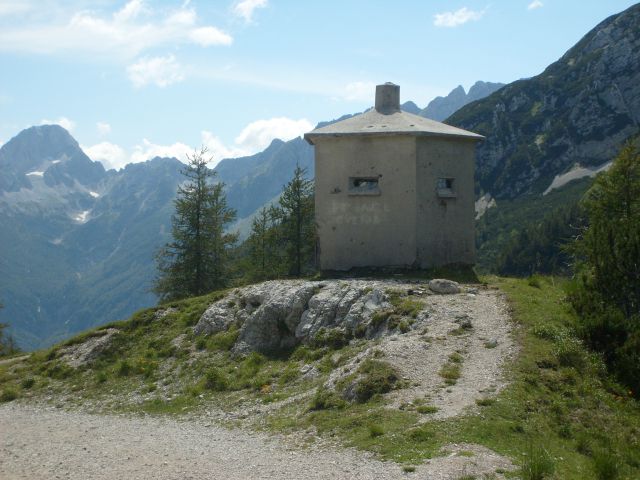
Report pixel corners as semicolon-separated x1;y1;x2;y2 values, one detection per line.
375;82;400;114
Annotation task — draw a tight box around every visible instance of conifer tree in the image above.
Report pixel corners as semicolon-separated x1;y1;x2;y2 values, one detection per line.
245;206;283;280
154;148;237;301
569;142;640;396
278;165;315;276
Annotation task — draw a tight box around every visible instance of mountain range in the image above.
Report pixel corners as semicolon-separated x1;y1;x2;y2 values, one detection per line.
2;3;639;350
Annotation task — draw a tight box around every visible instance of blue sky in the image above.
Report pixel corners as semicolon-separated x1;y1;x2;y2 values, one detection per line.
0;0;637;169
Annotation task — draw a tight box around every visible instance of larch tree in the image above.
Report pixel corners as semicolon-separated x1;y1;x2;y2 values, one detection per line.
154;147;237;301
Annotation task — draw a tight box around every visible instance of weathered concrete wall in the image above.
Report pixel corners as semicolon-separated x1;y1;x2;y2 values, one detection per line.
415;137;476;267
314;136;417;270
314;135;476;270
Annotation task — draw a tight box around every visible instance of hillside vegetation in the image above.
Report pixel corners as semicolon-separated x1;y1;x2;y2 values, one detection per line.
1;276;638;479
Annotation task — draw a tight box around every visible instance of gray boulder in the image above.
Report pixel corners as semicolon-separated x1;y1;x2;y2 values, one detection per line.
428;279;461;294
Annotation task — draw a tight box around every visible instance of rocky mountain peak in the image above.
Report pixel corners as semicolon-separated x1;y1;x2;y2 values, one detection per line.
448;3;640;199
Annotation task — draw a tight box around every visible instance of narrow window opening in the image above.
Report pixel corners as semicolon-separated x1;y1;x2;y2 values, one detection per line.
437;177;456;198
348;176;380;195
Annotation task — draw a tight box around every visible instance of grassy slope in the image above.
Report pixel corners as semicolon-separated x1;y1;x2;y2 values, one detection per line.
1;277;639;478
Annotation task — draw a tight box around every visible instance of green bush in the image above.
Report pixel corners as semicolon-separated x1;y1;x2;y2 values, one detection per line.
368;424;384;437
309;389;345;410
203;367;229;391
554;335;586;371
351;359;399;403
21;377;35;389
115;359;131;377
0;387;18;402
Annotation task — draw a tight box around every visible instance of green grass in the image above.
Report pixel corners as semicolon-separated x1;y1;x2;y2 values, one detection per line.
1;277;639;479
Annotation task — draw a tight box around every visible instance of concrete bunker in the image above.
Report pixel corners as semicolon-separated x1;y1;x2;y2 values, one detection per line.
304;83;483;271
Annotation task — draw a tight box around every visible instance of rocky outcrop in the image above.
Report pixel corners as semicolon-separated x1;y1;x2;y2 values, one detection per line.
193;280;436;355
59;328;120;368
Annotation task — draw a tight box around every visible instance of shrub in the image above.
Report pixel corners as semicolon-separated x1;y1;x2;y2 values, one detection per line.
368;424;384;437
203;367;229;391
116;359;131;377
0;387;18;402
521;443;555;480
554;336;586;371
527;274;543;288
309;389;345;410
475;397;495;407
96;371;108;383
351;359;399;403
21;377;35;389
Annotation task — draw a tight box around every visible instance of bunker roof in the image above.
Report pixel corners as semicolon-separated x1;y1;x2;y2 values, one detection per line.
304;82;484;145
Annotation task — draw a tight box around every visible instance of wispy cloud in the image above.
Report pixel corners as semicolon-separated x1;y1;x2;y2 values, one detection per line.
233;0;268;23
83;142;128;170
433;7;484;27
527;1;544;10
40;116;75;132
85;116;311;170
0;1;232;58
234;117;312;152
127;54;184;88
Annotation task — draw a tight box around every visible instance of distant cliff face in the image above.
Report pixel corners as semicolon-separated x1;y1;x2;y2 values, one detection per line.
420;81;505;122
448;4;640;199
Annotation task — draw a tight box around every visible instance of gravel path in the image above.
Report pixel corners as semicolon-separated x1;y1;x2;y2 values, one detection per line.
0;404;513;479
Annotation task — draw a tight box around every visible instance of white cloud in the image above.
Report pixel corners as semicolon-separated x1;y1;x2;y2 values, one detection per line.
235;117;312;152
342;81;376;102
83;142;128;170
40;116;75;132
127;54;184;88
0;1;232;58
433;7;484;27
113;0;147;23
130;138;194;165
97;122;111;136
527;1;544;10
233;0;268;23
85;116;312;170
189;26;233;46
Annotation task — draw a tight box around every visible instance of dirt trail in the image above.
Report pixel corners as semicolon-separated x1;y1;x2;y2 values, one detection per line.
0;404;513;480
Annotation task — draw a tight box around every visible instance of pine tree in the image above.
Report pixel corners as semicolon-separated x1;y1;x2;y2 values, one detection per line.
245;206;283;280
278;165;315;276
154;148;237;301
569;142;640;396
574;143;640;317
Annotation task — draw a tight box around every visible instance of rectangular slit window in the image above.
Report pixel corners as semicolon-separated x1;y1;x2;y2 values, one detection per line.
437;177;456;198
348;177;380;195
